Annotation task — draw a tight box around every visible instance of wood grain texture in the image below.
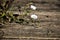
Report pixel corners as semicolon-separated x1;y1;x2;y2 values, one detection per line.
0;38;60;40
13;0;60;11
0;0;60;40
0;12;60;40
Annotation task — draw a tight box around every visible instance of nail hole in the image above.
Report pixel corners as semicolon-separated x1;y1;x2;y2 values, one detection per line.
46;16;49;18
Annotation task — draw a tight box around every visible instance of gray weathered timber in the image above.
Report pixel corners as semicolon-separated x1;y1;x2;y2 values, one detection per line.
0;0;60;40
0;12;60;40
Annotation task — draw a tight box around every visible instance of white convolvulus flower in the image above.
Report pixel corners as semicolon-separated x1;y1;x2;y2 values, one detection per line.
31;14;38;19
30;5;37;10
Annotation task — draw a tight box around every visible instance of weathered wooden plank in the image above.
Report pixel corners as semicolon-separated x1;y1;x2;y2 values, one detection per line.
0;11;60;38
11;12;60;22
0;38;20;40
1;21;60;38
28;12;60;22
13;0;60;11
17;0;59;3
0;38;60;40
0;0;60;40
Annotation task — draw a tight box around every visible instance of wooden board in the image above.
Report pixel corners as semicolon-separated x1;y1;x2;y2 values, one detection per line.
0;12;60;40
0;0;60;40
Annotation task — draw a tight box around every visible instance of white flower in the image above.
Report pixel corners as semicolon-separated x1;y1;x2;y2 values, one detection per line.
31;14;38;19
30;5;37;10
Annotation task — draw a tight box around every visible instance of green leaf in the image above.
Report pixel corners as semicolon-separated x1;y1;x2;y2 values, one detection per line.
9;12;13;17
1;13;5;17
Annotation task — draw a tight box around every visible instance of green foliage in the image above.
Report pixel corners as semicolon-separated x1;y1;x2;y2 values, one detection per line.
0;0;33;24
0;0;15;23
